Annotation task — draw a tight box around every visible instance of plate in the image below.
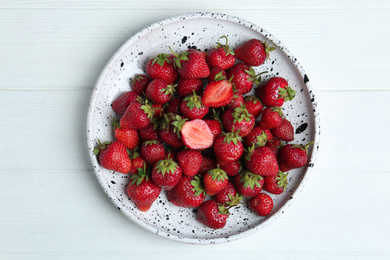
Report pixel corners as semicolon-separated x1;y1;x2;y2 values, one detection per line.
86;12;320;244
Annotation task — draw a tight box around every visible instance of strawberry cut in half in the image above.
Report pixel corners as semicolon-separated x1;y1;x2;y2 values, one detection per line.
201;80;234;108
180;119;214;150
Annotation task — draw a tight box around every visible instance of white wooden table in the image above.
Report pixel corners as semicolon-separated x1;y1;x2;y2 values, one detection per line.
1;1;389;259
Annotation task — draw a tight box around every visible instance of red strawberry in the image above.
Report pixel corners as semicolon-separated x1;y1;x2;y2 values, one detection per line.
256;77;296;107
203;166;229;196
270;118;295;142
111;118;139;150
127;166;161;211
213;132;244;163
120;100;154;129
278;142;312;171
140;140;165;166
234;170;264;198
265;138;284;157
180;91;209;120
204;119;223;142
249;193;274;216
159;113;186;148
131;74;151;95
146;53;178;84
258;106;284;130
235;39;275;66
227;92;245;109
208;67;227;82
151;158;182;190
176;149;202;177
219;160;242;177
129;151;147;175
138;123;161;143
222;106;255;137
198;155;217;176
167;175;206;208
151;102;164;118
93;140;132;174
176;77;203;98
112;91;140;115
245;146;279;177
243;125;273;148
197;200;229;229
163;147;177;161
165;96;182;115
201;80;234;108
226;63;263;94
244;95;264;118
214;182;242;206
180;119;214;150
206;36;236;70
146;78;176;104
172;48;210;79
263;171;289;195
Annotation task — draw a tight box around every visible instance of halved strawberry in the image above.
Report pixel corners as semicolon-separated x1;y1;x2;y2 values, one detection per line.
201;80;233;108
180;119;214;150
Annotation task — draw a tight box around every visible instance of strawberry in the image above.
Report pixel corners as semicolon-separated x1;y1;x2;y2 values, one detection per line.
159;113;186;148
263;171;289;195
127;166;161;211
226;63;263;94
198;155;217;176
172;48;210;79
227;92;245;109
146;78;176;104
146;53;178;84
245;146;279;177
219;160;242;177
201;80;234;108
140;140;165;166
213;132;244;163
203;166;229;196
258;106;284;130
151;158;182;191
129;151;147;175
256;77;296;107
222;105;255;137
167;175;205;208
112;91;140;115
131;74;151;95
93;140;132;174
243;125;273;148
197;200;229;229
249;193;274;216
163;147;177;161
214;182;242;206
180;119;214;150
278;142;312;171
176;149;202;177
180;91;209;120
206;36;236;70
234;170;264;198
165;96;182;115
138;123;162;143
151;102;164;118
176;77;203;98
265;138;284;157
204;119;223;142
244;95;264;118
208;67;227;82
234;39;275;66
120;100;154;129
270;118;294;142
111;118;139;150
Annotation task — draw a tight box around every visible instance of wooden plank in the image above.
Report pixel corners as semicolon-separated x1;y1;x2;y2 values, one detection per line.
0;9;389;90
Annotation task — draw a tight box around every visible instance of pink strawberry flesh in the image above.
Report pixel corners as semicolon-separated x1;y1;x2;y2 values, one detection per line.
181;119;214;150
201;80;233;107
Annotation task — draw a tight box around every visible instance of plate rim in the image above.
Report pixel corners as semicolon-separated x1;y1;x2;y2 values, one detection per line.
86;11;320;244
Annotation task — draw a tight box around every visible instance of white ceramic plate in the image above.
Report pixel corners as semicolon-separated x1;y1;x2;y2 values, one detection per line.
86;12;320;244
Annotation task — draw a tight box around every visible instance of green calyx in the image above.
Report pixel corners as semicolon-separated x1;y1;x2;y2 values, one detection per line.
190;175;206;197
155;158;178;176
276;171;289;191
183;91;204;110
214;71;227;81
245;95;261;104
216;35;235;56
226;193;243;207
110;116;120;129
264;41;276;59
278;86;296;101
292;141;314;153
244;144;256;161
140;102;155;119
207;165;228;182
143;140;158;147
150;53;171;66
169;46;189;69
255;132;268;147
171;114;188;138
271;106;284;117
240;170;263;189
245;69;268;85
222;131;242;145
93;139;111;155
130;165;149;186
161;84;177;96
232;105;252;124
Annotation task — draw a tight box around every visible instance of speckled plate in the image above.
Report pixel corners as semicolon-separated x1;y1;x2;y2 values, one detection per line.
86;12;320;244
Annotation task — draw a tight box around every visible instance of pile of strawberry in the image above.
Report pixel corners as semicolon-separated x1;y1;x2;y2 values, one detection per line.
94;36;312;229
